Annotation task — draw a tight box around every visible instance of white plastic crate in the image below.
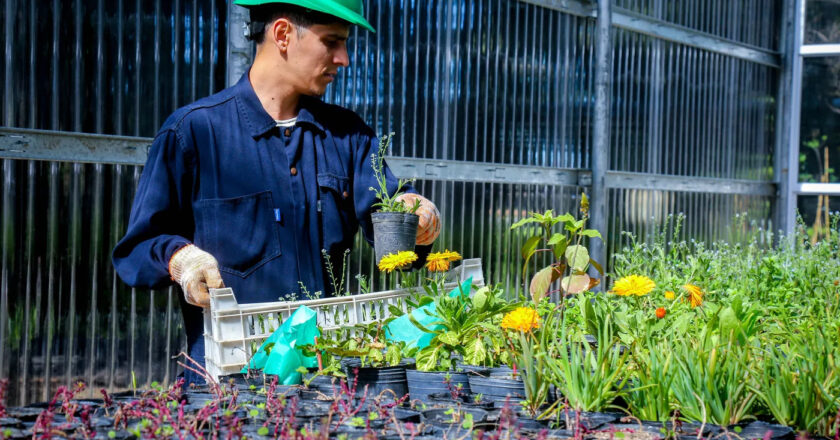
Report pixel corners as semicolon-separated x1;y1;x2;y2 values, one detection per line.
203;258;484;379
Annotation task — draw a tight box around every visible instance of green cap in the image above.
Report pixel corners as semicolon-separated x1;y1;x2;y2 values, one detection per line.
234;0;375;33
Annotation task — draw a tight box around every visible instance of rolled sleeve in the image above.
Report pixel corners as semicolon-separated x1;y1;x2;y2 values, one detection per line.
112;129;196;288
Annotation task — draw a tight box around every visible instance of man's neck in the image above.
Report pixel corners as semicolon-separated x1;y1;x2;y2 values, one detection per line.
249;57;300;121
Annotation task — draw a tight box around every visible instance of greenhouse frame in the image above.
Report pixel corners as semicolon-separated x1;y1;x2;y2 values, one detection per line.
0;0;837;406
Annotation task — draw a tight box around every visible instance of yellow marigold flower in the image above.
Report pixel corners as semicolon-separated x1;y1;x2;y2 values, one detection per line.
683;284;704;308
610;275;656;297
378;251;418;273
664;290;675;300
501;307;541;333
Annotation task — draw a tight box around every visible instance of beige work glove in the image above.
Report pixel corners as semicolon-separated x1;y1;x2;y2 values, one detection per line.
168;244;224;308
396;193;441;245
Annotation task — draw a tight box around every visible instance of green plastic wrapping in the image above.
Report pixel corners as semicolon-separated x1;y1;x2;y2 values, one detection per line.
240;305;320;385
384;278;473;350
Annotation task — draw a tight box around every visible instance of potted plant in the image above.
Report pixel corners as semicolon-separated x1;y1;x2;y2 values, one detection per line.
402;284;515;402
369;132;422;264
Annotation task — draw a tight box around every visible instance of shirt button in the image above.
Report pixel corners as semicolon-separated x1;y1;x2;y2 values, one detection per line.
342;191;349;198
290;167;297;176
284;128;291;137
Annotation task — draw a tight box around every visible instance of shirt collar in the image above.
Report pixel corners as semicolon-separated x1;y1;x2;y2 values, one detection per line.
235;71;326;138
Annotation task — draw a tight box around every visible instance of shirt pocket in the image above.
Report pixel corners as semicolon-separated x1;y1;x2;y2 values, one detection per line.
193;190;281;278
317;173;354;246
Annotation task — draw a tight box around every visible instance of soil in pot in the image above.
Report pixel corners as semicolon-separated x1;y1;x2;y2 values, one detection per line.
343;358;413;400
406;369;471;401
371;212;418;264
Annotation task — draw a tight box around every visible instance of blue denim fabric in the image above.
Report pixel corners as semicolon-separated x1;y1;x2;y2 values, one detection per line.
112;71;414;373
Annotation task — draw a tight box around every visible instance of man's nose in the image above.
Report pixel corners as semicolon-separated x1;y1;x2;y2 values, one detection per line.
334;45;350;67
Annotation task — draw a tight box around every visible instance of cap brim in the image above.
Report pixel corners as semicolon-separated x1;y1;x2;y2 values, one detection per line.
233;0;375;33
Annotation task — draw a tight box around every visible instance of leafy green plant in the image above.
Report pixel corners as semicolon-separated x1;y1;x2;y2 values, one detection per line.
669;330;757;426
510;201;603;304
544;309;632;412
751;323;840;436
409;284;515;371
369;132;420;214
624;339;675;421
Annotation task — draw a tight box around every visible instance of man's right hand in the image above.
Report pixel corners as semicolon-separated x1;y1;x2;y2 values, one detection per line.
168;244;224;308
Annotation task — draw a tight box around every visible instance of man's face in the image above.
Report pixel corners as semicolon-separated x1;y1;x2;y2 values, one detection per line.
284;22;351;96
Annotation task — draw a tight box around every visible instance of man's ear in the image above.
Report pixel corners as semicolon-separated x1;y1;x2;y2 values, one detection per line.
271;17;294;52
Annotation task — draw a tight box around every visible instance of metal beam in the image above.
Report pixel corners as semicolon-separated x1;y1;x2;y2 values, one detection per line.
0;128;150;166
613;8;781;68
605;171;777;197
776;0;801;237
518;0;595;18
589;0;612;277
386;157;583;186
799;44;840;57
226;2;252;87
796;183;840;195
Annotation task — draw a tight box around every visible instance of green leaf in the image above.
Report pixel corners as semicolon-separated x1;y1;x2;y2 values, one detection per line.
464;338;487;366
578;229;602;238
557;213;576;223
564;245;590;271
258;427;270;436
589;258;605;275
520;236;541;261
561;274;591;294
718;306;741;342
510;216;539;230
438;331;460;346
547;233;566;246
472;287;489;311
387;305;405;317
385;345;402;366
530;266;555;304
416;346;441;371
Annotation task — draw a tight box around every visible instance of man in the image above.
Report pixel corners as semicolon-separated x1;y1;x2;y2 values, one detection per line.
112;0;440;383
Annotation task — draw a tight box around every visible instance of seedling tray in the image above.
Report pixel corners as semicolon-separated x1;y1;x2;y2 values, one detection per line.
203;259;484;379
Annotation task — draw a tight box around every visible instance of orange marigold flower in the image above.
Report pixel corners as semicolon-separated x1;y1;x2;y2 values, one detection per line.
425;250;462;272
610;275;656;297
501;307;541;333
655;307;666;319
664;290;675;300
683;284;704;308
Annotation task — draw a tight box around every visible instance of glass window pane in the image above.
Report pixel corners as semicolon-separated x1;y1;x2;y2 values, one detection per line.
805;0;840;44
799;57;840;183
796;195;839;241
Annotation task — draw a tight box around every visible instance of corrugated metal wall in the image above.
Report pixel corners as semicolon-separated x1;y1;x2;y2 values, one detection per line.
0;0;781;403
1;0;227;404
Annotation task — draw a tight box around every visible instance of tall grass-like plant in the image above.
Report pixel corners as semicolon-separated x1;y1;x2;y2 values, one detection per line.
751;324;840;436
624;340;676;421
544;310;631;412
669;333;757;426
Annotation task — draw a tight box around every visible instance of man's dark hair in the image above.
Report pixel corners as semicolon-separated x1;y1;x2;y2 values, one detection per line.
247;4;348;44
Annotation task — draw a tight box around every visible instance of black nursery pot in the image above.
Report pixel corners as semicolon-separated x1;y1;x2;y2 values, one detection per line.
371;212;419;264
406;369;472;401
343;358;414;400
468;375;526;407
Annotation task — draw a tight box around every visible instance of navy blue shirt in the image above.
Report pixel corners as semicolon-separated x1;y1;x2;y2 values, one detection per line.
112;72;412;373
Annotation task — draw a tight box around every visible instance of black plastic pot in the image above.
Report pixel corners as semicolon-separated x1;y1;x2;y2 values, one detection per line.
343;358;413;400
406;369;472;401
371;212;418;264
467;375;526;407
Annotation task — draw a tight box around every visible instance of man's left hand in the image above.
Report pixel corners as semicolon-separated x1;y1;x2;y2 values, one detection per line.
396;193;441;245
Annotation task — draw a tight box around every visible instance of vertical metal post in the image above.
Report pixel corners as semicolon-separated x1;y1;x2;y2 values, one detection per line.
590;0;612;269
226;2;252;87
775;0;802;237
